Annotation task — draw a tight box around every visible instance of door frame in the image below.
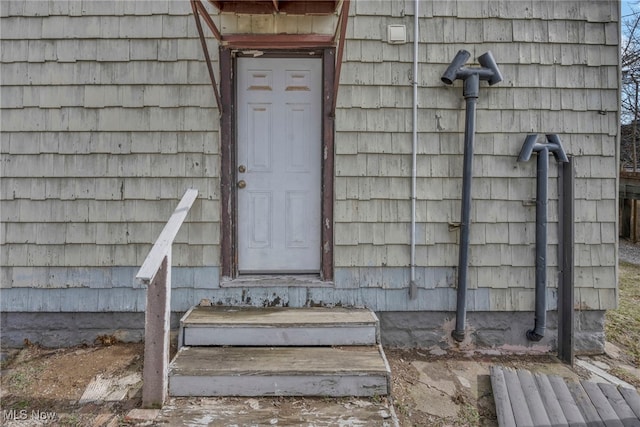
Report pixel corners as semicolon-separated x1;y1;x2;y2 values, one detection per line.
219;47;335;281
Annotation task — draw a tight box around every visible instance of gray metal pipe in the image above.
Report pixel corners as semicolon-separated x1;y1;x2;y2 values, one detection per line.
441;50;471;85
409;0;419;300
441;51;502;342
531;146;549;341
518;134;568;342
452;75;479;342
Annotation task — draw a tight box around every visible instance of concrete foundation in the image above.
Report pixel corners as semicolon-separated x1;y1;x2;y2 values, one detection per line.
378;310;606;355
1;310;606;355
0;312;180;348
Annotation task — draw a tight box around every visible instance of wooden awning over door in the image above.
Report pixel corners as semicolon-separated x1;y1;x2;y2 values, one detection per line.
191;0;350;114
208;0;340;15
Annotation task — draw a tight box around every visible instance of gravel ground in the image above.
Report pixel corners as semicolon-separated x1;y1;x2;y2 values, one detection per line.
620;238;640;265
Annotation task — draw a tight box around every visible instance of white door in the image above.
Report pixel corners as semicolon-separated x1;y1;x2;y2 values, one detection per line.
237;57;322;273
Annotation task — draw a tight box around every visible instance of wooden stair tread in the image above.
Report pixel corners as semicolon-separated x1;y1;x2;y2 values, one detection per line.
170;346;389;376
169;346;390;397
182;306;377;327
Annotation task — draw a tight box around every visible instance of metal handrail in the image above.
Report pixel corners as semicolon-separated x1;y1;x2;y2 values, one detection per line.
136;188;198;408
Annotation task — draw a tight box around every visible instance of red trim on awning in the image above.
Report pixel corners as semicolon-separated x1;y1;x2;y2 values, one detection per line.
222;34;334;48
209;0;339;15
332;0;349;114
191;0;222;111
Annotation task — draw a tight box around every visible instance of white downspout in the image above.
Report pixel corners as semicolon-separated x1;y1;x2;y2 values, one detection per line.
409;0;419;299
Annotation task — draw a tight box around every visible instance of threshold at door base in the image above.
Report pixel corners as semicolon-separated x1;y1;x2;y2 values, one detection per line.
220;275;334;288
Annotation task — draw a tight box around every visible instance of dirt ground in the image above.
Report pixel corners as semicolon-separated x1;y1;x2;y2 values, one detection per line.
1;343;638;426
1;342;144;426
1;261;639;426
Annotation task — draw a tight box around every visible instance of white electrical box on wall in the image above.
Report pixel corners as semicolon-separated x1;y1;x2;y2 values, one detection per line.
387;25;407;44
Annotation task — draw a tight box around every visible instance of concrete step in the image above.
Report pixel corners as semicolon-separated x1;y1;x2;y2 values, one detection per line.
179;306;379;347
168;346;391;397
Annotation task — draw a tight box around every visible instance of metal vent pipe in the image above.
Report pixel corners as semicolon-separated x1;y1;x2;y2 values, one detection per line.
409;0;419;299
518;134;568;341
441;50;503;342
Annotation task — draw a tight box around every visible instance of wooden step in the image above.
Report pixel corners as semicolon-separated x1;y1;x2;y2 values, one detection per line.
168;346;390;397
179;306;379;347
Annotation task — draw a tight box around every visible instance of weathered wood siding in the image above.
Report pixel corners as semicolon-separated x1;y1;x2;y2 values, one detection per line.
333;0;619;311
218;10;337;34
0;0;222;311
0;0;619;314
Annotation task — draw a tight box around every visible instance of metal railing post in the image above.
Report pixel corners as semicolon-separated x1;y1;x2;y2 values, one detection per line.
558;158;575;364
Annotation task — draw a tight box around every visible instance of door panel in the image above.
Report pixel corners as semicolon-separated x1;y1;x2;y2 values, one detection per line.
237;57;322;273
247;104;272;172
285;190;309;248
286;104;312;172
248;191;272;249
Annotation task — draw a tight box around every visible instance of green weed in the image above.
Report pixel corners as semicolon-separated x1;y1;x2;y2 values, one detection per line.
606;262;640;366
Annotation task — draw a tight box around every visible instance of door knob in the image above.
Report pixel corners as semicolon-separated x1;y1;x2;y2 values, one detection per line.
237;180;246;189
238;165;246;173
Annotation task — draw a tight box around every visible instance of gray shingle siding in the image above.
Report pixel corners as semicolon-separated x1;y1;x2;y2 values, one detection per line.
0;0;619;314
1;0;220;306
334;0;618;311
